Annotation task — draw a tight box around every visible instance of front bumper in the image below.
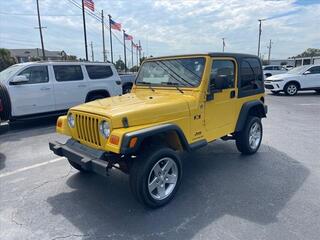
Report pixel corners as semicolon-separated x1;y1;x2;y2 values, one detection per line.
264;81;284;91
49;139;117;176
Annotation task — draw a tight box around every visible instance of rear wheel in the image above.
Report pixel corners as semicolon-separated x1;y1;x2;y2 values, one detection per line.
284;83;298;96
0;83;11;121
235;116;263;155
130;147;182;208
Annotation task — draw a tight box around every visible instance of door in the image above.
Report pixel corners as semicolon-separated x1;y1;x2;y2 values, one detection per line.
301;66;320;89
52;65;88;110
204;58;237;140
8;65;55;116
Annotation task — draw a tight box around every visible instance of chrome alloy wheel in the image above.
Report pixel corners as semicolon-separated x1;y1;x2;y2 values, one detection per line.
148;157;178;200
287;84;297;95
249;122;262;150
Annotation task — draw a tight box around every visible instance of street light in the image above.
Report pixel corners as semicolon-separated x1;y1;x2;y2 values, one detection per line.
257;18;267;58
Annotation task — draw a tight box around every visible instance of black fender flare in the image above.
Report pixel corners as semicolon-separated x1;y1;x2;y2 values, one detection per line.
120;124;207;154
235;100;267;132
85;89;110;102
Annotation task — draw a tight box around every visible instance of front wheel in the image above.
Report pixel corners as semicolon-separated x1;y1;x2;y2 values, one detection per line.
130;147;182;208
235;116;263;155
284;83;298;96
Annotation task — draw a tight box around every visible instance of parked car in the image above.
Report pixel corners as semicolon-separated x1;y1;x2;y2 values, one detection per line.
50;52;267;208
263;65;287;78
0;61;122;122
265;64;320;95
119;73;136;94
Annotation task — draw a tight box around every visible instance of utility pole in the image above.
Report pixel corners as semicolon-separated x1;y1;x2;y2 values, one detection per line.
101;10;106;62
222;38;225;52
138;40;142;66
267;39;273;65
108;15;113;63
123;30;127;72
90;41;94;62
257;19;267;58
131;40;134;70
81;0;89;61
36;0;45;60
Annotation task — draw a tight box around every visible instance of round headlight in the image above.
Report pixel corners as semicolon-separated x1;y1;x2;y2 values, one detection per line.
99;120;110;138
67;113;75;128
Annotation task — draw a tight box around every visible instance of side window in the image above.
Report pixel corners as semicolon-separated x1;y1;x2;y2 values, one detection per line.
85;65;113;79
53;65;83;82
18;66;49;84
210;60;235;89
240;58;263;91
264;66;273;70
307;66;320;74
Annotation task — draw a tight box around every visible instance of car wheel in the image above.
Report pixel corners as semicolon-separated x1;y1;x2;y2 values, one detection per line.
87;94;106;102
122;85;132;94
235;116;263;155
68;159;88;172
130;147;182;208
0;83;11;121
284;83;298;96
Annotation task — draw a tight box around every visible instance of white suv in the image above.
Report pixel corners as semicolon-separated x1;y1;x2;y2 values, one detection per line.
0;61;122;121
263;65;287;78
264;65;320;96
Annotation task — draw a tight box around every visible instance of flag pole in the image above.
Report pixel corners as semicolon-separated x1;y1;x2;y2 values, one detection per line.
81;0;88;61
123;30;127;72
138;40;142;66
108;14;113;63
136;45;138;69
101;10;106;62
131;40;134;70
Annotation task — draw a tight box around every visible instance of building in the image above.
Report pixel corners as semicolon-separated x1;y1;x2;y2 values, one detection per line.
268;56;320;67
9;48;67;63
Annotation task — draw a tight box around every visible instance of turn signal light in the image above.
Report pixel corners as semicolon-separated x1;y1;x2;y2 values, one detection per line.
129;137;138;148
110;135;120;145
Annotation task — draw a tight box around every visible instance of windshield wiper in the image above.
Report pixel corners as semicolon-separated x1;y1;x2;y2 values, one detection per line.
136;81;155;92
161;82;184;94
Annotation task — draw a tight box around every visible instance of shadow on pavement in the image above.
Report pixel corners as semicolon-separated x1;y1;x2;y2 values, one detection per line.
267;91;320;97
47;141;309;239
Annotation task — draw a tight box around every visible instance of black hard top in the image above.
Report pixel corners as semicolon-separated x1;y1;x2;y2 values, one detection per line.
147;52;259;61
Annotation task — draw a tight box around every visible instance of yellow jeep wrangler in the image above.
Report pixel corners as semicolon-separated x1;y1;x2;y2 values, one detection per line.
50;53;267;208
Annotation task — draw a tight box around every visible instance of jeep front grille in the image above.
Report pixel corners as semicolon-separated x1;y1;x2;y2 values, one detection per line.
75;113;101;147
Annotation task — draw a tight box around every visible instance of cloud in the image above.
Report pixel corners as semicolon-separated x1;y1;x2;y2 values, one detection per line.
0;0;319;61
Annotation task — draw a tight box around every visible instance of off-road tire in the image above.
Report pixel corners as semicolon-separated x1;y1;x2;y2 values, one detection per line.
0;83;11;121
235;116;263;155
130;146;182;208
68;159;88;172
284;82;298;96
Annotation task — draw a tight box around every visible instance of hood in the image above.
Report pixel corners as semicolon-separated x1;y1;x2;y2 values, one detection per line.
267;73;300;80
71;91;193;128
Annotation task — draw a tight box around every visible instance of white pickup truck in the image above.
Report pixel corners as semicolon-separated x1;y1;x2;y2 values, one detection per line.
0;61;122;122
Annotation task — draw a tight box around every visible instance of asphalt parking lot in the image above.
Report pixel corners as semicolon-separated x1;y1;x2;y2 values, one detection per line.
0;91;319;240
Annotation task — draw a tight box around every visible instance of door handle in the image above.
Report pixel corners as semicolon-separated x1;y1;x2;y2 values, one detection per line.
78;84;87;88
40;87;51;91
230;90;236;98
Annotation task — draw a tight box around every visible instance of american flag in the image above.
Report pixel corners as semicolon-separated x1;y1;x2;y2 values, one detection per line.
124;33;133;41
84;0;94;12
110;19;121;31
133;42;138;49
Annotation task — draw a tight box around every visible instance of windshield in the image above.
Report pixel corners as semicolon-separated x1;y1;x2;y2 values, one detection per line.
288;66;308;75
0;65;24;82
136;57;205;87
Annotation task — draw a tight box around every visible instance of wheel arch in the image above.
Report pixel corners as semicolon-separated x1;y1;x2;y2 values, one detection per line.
235;100;267;132
120;124;205;155
284;80;301;89
85;89;110;102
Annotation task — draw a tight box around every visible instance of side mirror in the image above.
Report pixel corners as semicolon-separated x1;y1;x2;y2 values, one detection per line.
10;75;29;85
303;70;311;75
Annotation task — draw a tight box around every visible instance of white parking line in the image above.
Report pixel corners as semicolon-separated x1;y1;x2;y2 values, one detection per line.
0;157;65;178
298;104;320;106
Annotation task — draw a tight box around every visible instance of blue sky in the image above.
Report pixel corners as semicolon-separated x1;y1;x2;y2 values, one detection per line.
0;0;319;64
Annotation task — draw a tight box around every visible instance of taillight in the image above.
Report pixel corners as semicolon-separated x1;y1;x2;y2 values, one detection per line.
0;99;3;112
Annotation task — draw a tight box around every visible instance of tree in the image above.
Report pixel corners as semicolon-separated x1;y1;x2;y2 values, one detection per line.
115;59;125;71
130;65;139;72
291;48;320;58
0;48;16;71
